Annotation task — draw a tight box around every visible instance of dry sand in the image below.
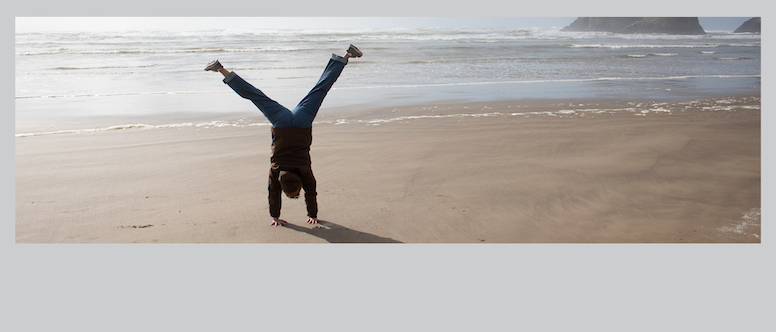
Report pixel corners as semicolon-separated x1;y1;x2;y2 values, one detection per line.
15;95;761;243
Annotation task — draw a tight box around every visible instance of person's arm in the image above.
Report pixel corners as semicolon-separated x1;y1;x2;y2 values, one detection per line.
301;169;319;224
268;168;284;225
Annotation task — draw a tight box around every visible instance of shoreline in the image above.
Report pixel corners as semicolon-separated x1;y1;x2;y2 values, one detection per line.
15;92;761;136
15;94;761;243
15;74;761;135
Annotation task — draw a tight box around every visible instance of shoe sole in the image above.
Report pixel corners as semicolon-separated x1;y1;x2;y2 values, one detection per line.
348;45;363;57
204;60;222;71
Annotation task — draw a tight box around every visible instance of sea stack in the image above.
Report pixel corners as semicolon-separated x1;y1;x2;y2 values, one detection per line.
734;17;760;33
562;17;706;35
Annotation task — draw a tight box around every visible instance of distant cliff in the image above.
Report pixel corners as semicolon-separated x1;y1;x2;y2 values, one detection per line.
734;17;760;33
562;17;706;35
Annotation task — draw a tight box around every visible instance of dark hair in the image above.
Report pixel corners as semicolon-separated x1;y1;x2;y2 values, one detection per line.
279;170;302;198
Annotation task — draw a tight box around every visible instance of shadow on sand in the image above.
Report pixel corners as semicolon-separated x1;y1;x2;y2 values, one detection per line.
282;220;402;243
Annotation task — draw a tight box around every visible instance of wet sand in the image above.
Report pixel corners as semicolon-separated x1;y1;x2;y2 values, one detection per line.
15;95;761;243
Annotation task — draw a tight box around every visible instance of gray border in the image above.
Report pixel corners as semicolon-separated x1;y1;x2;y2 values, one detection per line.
7;2;773;331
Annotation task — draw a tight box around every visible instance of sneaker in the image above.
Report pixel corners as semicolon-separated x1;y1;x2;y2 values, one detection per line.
204;59;223;71
347;44;363;58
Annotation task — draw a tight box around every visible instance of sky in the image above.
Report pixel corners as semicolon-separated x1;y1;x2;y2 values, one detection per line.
15;17;756;33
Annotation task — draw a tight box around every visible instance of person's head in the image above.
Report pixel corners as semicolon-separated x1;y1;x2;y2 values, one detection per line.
279;170;302;199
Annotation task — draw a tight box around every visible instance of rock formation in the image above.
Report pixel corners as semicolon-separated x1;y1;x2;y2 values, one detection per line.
562;17;706;35
734;17;760;33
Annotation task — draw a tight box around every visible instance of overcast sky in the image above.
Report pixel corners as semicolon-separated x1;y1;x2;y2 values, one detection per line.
15;17;755;33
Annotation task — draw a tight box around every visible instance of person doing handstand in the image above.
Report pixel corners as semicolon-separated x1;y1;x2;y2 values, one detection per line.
205;44;363;226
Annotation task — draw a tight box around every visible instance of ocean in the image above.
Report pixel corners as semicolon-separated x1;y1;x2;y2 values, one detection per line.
15;27;761;135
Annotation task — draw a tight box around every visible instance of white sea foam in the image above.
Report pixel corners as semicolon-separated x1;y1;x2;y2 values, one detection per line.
325;111;507;126
569;42;760;49
331;74;761;91
15;96;760;138
714;57;754;61
19;75;760;101
718;208;761;239
15;119;271;138
16;46;309;56
16;90;230;100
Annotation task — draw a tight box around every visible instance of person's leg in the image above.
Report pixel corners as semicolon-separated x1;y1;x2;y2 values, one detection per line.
207;60;294;128
290;53;349;128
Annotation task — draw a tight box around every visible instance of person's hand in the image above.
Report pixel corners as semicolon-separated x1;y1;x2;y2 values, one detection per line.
271;218;287;226
307;217;319;224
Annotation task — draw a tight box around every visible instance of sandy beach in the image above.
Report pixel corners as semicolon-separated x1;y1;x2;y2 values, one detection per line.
15;95;761;243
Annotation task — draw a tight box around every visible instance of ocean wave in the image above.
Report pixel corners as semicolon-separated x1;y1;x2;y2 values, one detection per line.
321;96;760;125
15;119;272;138
16;96;760;137
16;123;167;137
568;42;759;49
16;74;761;100
713;57;755;61
51;64;158;71
332;74;761;90
16;46;310;56
618;53;678;58
327;111;508;125
17;27;760;52
15;90;228;100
